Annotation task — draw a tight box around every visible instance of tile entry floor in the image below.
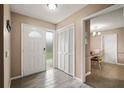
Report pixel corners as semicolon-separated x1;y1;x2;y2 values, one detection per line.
11;69;91;88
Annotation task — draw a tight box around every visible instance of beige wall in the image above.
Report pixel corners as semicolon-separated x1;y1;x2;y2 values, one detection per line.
4;4;11;88
90;36;102;51
11;12;55;77
90;27;124;64
56;4;112;78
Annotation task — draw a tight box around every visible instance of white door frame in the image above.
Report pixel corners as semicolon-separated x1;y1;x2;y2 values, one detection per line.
21;23;55;77
56;24;76;77
81;4;123;82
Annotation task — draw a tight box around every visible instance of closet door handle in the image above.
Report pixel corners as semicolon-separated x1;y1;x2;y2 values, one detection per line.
5;51;8;58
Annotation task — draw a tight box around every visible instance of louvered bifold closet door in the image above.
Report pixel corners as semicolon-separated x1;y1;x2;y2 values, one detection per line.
60;31;65;71
69;27;74;75
57;25;74;76
64;29;70;73
58;32;61;69
58;31;65;71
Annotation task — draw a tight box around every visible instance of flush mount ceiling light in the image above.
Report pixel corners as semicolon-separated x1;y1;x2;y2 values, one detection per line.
47;4;57;10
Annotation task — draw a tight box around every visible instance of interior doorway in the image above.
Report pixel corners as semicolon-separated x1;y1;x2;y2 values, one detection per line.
81;5;124;88
46;31;54;70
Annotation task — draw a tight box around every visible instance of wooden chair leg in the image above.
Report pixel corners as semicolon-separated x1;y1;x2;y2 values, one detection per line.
99;62;102;70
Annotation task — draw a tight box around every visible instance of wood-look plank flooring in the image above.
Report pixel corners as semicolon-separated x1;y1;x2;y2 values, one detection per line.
11;69;91;88
86;63;124;88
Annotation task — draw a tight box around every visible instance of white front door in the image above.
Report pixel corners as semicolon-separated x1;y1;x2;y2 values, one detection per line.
22;24;46;77
103;34;117;64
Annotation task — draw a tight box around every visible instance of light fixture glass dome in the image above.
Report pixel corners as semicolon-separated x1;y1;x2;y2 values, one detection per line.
97;32;101;35
92;32;96;36
47;4;57;10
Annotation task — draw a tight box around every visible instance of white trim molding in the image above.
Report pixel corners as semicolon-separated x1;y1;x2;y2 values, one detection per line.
116;63;124;66
10;75;22;80
74;77;83;82
85;72;91;77
9;79;11;88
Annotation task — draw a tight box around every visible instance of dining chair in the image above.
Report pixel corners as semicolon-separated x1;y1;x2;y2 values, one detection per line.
91;50;104;70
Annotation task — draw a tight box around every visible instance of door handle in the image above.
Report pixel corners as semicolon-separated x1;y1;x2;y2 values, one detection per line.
43;48;46;51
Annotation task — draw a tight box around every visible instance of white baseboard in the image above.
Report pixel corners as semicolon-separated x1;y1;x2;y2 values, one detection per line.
85;72;91;76
11;75;22;80
55;68;74;77
9;79;11;88
116;63;124;66
74;77;83;82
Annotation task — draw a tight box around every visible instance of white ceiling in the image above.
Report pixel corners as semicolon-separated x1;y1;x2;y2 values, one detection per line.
10;4;87;24
91;8;123;32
